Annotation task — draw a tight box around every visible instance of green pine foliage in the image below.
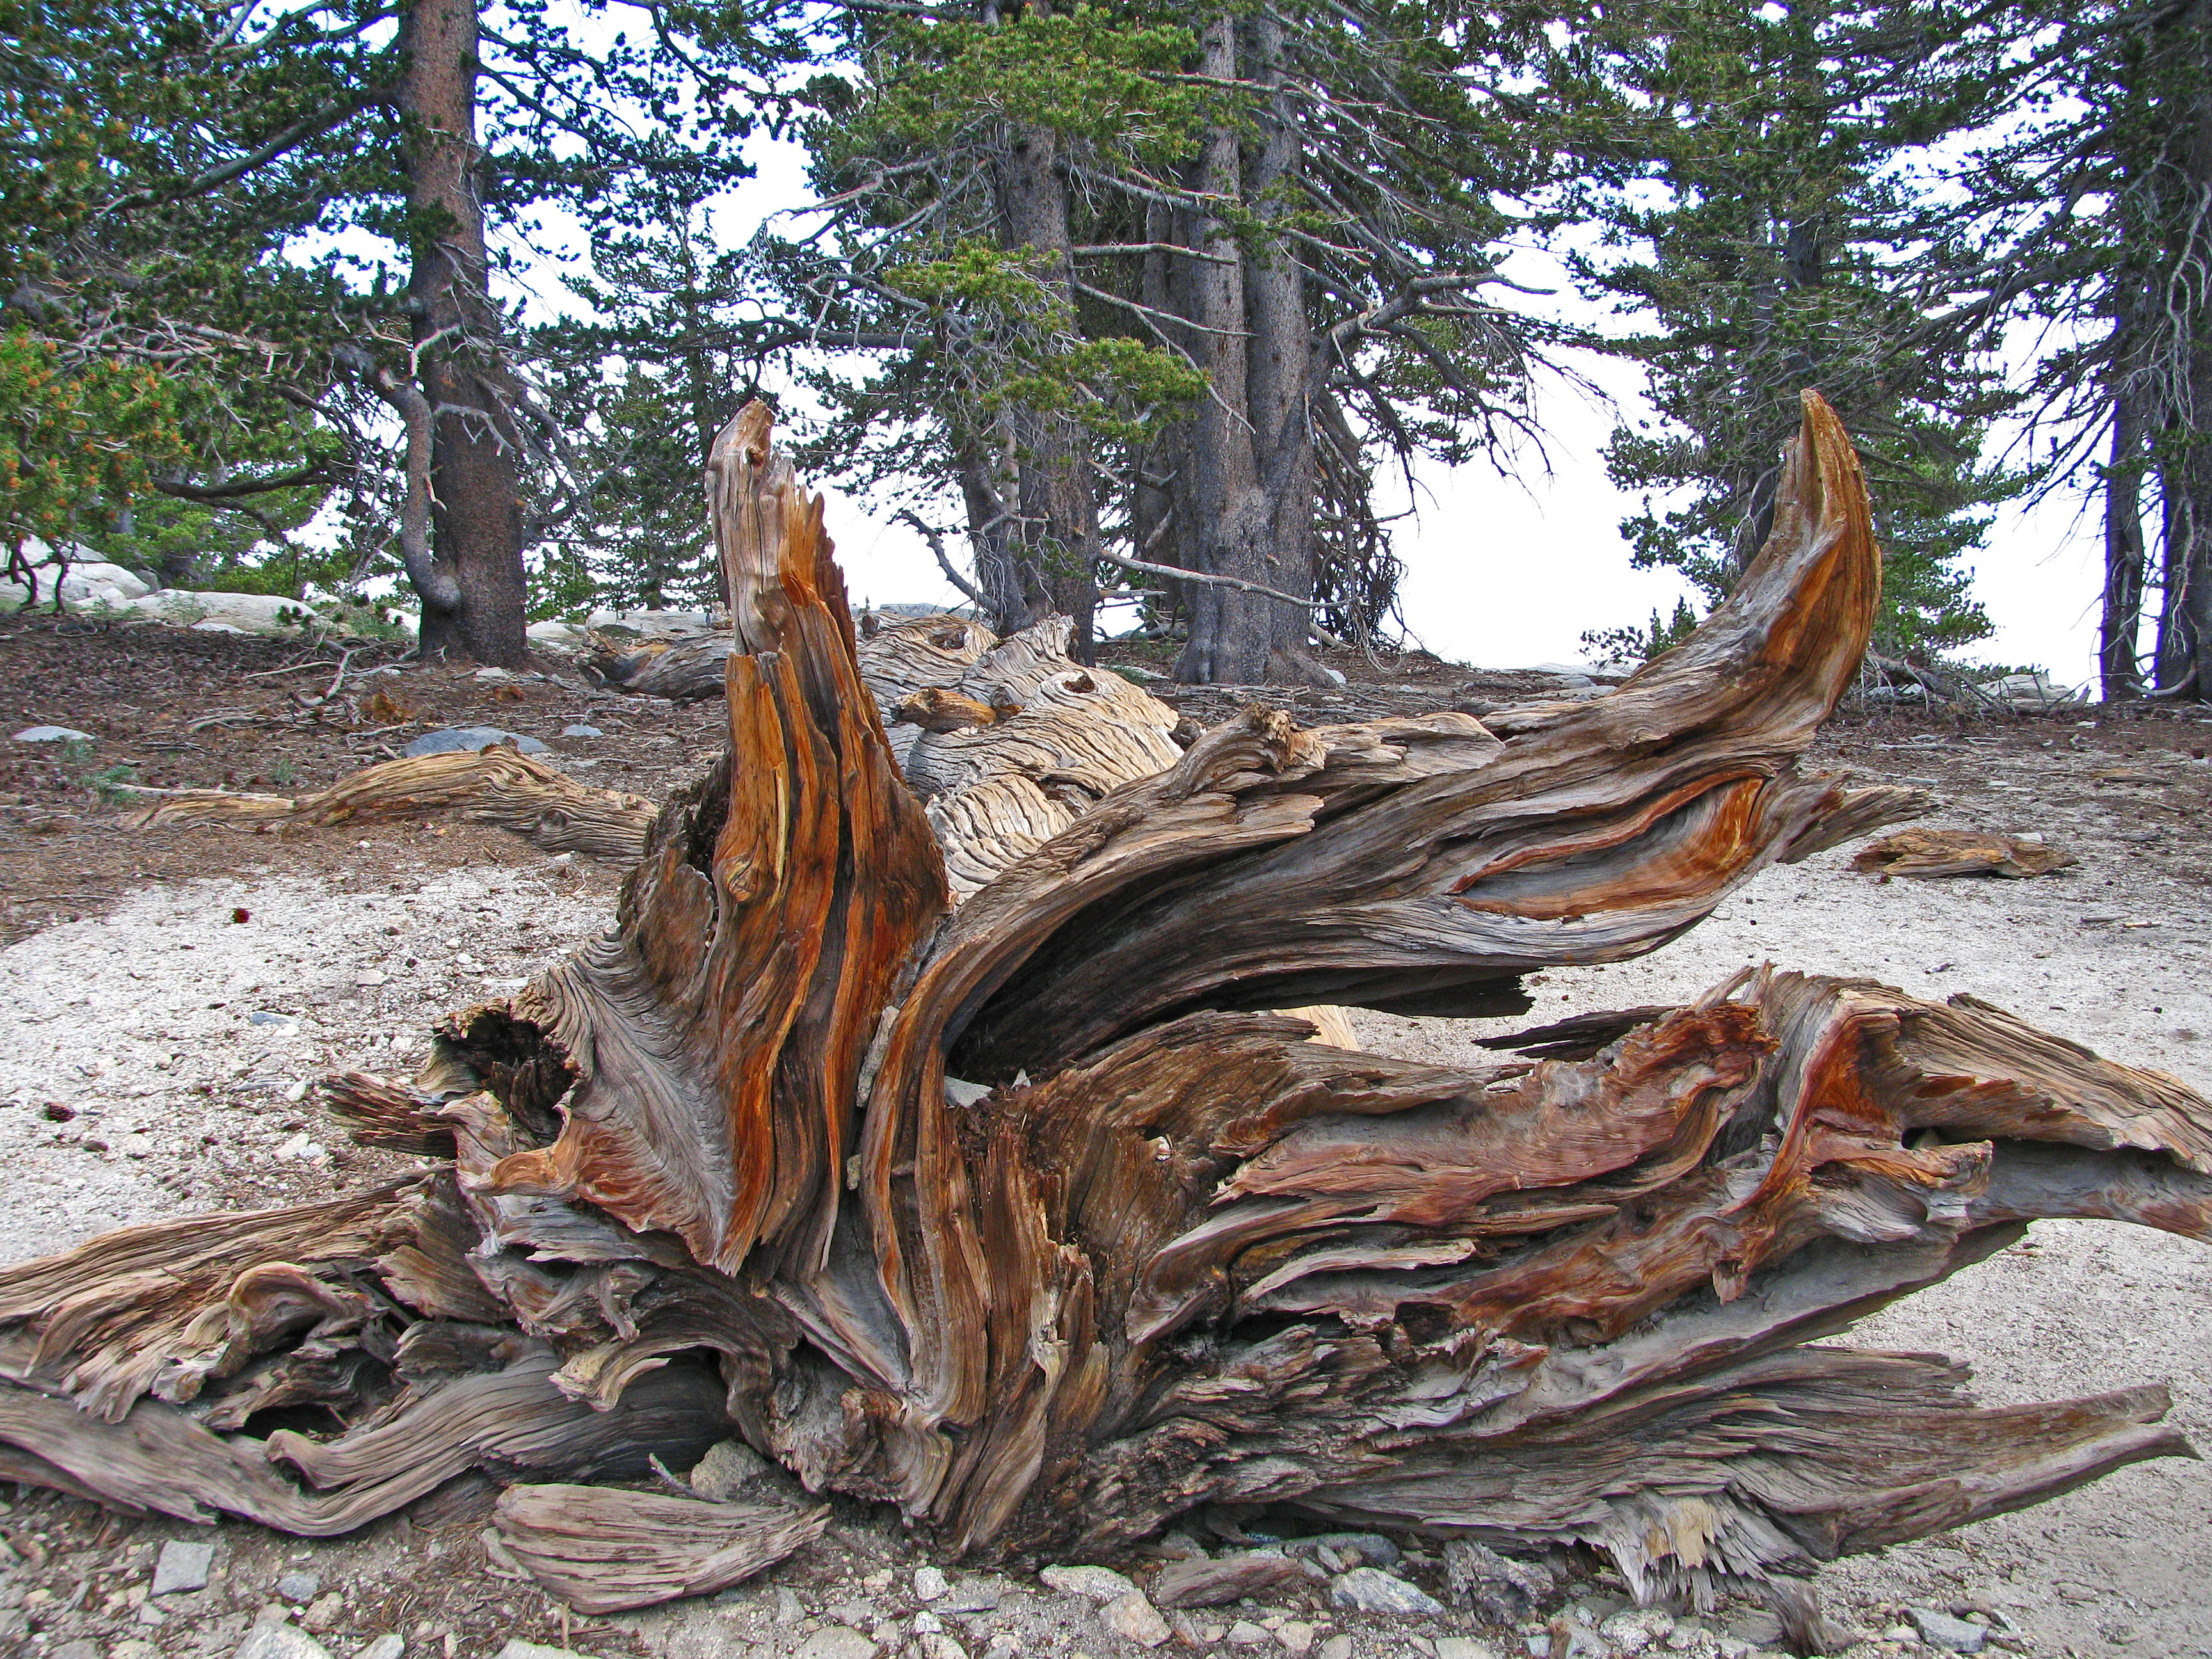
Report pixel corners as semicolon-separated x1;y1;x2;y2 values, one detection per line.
1559;0;2025;665
0;0;363;575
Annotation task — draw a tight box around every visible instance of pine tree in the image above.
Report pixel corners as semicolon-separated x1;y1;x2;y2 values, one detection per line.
1559;0;2024;665
775;0;1548;680
2;0;802;656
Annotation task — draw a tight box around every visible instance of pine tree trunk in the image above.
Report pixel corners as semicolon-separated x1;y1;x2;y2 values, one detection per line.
3;397;2208;1635
990;31;1101;662
1174;15;1267;685
398;0;529;668
1242;12;1324;680
958;438;1040;637
1173;17;1329;685
2102;348;2147;701
2184;0;2212;699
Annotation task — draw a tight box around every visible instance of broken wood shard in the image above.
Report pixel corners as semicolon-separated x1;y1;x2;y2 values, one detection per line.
493;1484;831;1614
1852;827;2076;878
0;394;2206;1629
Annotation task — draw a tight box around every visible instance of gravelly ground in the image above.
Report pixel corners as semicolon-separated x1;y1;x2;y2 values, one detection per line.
2;625;2208;1659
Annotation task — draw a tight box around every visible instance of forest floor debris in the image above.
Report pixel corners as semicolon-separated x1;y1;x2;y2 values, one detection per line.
1;614;2209;1659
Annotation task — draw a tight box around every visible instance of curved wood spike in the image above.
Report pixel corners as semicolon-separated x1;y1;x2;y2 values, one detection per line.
476;402;948;1280
946;390;1907;1080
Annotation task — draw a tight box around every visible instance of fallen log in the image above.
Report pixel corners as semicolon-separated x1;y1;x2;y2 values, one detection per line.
121;744;657;860
1852;826;2076;878
1;394;2206;1639
582;609;996;709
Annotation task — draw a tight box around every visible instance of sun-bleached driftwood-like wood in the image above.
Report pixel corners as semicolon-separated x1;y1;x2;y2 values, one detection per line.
1852;826;2077;878
492;1484;831;1613
122;745;659;860
1;395;2208;1637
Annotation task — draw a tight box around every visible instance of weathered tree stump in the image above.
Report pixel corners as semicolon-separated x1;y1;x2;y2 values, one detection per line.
3;395;2206;1635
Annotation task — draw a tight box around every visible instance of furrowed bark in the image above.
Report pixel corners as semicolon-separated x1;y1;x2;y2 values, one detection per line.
0;393;2206;1635
991;61;1102;663
397;0;529;666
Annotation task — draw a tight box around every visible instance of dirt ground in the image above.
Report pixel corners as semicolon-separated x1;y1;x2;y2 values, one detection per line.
2;613;2209;1659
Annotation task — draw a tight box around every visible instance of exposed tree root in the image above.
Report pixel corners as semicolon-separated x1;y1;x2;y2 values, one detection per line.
0;396;2202;1640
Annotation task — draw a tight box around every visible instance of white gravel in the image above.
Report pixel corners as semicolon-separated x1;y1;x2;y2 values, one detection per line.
0;864;613;1262
0;739;2207;1657
1352;831;2212;1659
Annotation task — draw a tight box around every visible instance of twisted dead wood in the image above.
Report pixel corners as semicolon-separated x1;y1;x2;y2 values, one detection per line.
0;395;2205;1639
122;745;659;861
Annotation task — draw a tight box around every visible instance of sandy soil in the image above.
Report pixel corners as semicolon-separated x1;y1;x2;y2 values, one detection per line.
3;617;2209;1659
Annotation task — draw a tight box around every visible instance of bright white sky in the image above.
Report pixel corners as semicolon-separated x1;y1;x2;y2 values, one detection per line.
552;132;2112;686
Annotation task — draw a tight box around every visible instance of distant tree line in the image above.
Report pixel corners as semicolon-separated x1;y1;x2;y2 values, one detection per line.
3;0;2205;694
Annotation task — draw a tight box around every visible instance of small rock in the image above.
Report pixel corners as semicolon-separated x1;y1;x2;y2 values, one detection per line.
1152;1531;1208;1562
691;1438;773;1502
1599;1609;1676;1655
1153;1552;1319;1609
1437;1642;1500;1659
492;1646;594;1659
1041;1564;1140;1603
1277;1623;1317;1655
13;725;93;744
1882;1628;1918;1644
358;1639;406;1659
944;1581;1001;1614
52;1642;100;1659
1319;1639;1354;1659
775;1585;808;1624
275;1571;322;1603
1443;1541;1555;1623
236;1628;337;1659
1101;1591;1173;1649
1288;1533;1400;1570
1229;1622;1273;1647
1720;1614;1782;1650
1715;1640;1754;1659
919;1637;970;1659
474;668;515;681
563;724;604;739
793;1627;881;1659
915;1565;950;1602
1905;1609;1987;1653
355;970;389;986
912;1612;943;1635
303;1591;346;1631
1329;1567;1445;1617
154;1538;218;1594
401;726;549;758
1322;667;1347;685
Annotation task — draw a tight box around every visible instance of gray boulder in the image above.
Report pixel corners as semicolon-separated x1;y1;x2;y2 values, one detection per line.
1328;1567;1444;1616
402;726;548;758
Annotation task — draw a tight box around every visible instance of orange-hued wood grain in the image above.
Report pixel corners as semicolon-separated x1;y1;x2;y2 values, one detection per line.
4;395;2211;1628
